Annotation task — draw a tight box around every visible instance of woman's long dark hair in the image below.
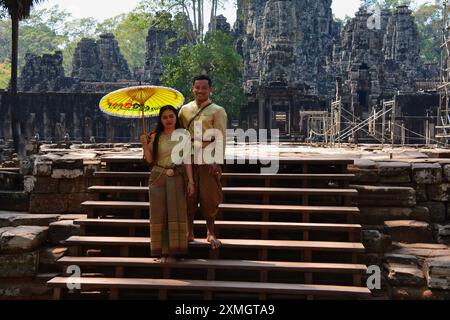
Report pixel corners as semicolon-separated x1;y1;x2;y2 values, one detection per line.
151;105;180;163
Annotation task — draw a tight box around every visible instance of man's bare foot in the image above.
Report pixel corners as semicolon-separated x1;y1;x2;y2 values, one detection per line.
160;256;168;263
165;256;176;263
207;233;222;250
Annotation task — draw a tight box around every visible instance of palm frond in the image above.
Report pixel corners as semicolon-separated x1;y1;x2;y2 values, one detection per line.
0;0;44;20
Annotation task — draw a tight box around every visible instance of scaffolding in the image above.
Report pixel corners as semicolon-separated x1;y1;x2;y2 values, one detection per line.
436;0;450;143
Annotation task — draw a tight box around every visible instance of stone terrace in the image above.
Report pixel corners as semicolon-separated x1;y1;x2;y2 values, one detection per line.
1;143;450;299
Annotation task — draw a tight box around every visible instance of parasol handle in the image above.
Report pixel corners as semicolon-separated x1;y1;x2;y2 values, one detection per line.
141;108;147;137
141;108;147;163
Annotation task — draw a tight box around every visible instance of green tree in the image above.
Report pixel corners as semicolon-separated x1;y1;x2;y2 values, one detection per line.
112;8;153;71
0;0;44;94
360;0;412;10
61;16;102;74
0;6;71;78
161;31;244;118
95;14;125;35
413;0;442;63
0;0;44;154
0;58;10;89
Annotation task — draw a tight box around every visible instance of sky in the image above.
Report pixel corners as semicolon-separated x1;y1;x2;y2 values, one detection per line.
35;0;432;24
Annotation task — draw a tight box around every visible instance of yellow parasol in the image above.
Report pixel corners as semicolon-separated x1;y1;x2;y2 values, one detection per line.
99;85;185;136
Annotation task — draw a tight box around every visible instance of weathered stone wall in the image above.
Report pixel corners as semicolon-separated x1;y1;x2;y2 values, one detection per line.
235;0;338;96
349;159;450;299
18;51;79;92
71;38;103;81
0;212;82;299
71;34;131;83
334;6;427;118
208;14;231;33
2;143;450;299
143;26;187;84
0;92;151;144
96;33;132;82
25;155;102;215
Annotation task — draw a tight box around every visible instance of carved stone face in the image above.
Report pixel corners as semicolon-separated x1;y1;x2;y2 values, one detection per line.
260;1;296;85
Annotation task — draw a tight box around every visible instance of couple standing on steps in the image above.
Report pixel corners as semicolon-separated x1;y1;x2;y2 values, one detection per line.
140;75;228;263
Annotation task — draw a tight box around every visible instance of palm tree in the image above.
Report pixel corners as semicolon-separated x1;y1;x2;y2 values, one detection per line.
0;0;43;154
0;0;43;94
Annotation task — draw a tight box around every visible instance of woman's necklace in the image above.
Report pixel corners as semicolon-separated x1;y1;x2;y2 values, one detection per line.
159;131;173;144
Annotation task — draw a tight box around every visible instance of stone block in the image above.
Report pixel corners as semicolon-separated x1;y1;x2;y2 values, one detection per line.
26;177;59;194
362;230;392;253
424;257;450;290
412;163;442;185
38;247;68;273
30;194;68;214
23;176;36;193
351;185;416;207
67;193;89;214
427;183;450;202
59;178;87;194
53;157;83;170
390;243;450;265
33;160;52;177
384;253;418;266
415;184;428;202
437;224;450;245
51;169;84;179
359;206;430;225
438;224;450;237
0;191;29;211
58;214;86;221
443;164;450;182
0;279;52;298
0;252;37;278
0;226;48;253
384;220;434;243
48;220;80;244
418;202;446;223
384;262;426;287
377;162;411;183
84;160;101;177
0;171;22;191
0;212;59;227
347;167;379;183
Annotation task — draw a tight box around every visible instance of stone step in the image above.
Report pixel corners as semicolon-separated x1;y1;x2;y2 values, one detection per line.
0;225;48;254
0;212;60;228
384;220;434;244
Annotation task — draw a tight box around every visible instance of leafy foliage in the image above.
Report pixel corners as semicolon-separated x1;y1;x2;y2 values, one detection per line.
162;31;244;118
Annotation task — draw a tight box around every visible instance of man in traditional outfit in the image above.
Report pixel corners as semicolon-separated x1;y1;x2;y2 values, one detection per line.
179;75;227;249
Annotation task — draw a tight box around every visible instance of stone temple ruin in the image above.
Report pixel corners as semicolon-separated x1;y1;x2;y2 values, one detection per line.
234;2;438;142
0;2;443;145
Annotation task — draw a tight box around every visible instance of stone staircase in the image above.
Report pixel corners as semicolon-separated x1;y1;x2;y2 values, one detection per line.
47;157;372;300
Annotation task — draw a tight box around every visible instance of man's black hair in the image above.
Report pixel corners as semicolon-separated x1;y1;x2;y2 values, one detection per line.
192;74;212;87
